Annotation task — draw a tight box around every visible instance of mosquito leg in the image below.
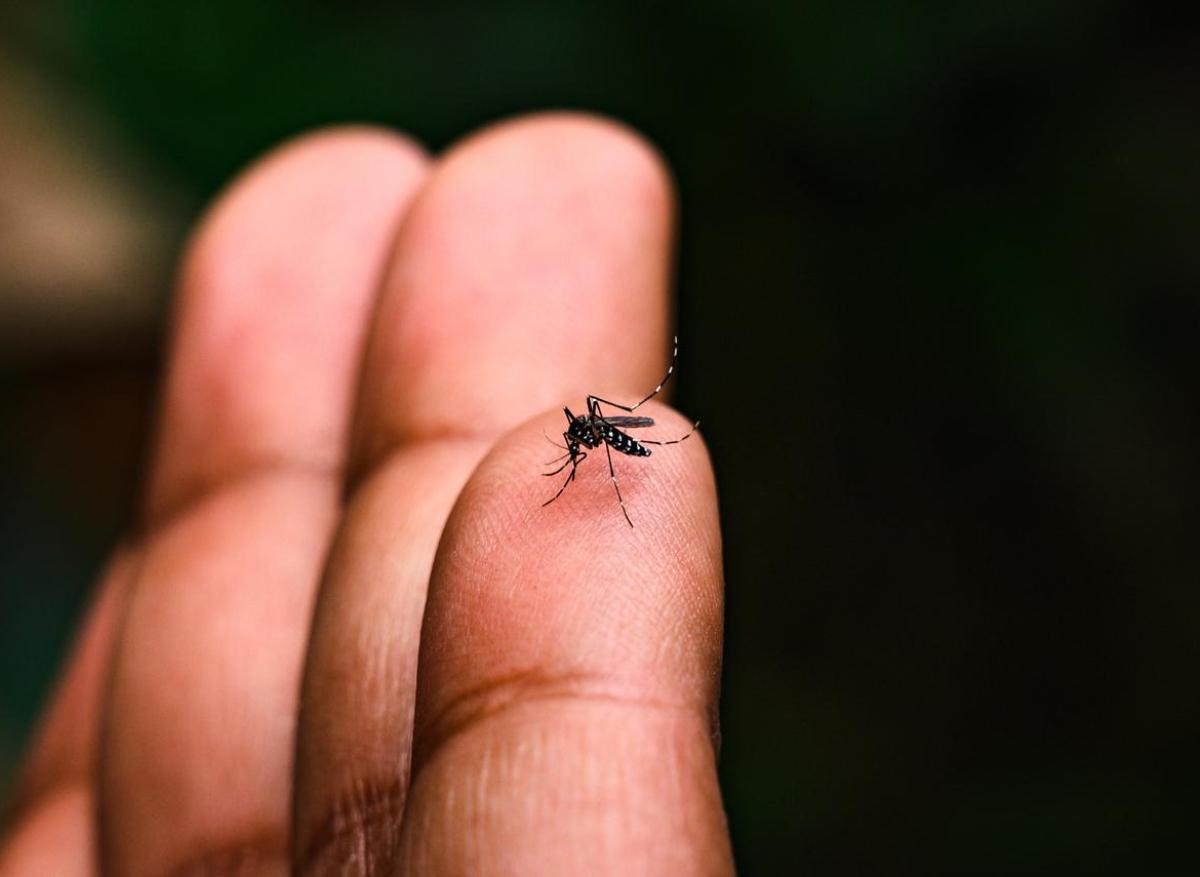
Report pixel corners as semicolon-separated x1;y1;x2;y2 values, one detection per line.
542;455;573;476
586;335;679;416
603;440;634;527
640;419;701;446
542;463;576;506
544;440;581;473
542;452;586;504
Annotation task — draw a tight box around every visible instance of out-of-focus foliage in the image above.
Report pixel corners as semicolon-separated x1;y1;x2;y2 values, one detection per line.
2;1;1197;873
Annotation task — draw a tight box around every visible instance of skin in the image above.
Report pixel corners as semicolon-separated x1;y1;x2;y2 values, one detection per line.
0;113;732;876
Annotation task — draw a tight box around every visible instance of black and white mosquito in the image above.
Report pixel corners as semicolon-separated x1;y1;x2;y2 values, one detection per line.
542;336;699;527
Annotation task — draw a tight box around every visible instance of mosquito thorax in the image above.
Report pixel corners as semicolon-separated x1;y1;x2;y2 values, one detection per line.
567;417;597;446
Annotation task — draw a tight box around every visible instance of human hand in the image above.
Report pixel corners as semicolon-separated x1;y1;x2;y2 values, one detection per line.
0;114;731;875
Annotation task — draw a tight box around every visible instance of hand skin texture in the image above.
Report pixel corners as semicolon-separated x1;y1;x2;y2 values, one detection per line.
0;113;733;876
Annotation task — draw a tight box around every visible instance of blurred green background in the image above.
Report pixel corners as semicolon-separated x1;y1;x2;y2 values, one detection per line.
2;1;1198;873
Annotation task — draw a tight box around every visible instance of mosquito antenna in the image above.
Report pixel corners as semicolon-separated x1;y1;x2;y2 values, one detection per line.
542;429;570;452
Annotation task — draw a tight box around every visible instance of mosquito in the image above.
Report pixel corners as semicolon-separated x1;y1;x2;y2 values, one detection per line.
542;336;699;527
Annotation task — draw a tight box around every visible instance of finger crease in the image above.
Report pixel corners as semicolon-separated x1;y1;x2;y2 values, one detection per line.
142;456;342;535
412;667;704;777
296;775;407;876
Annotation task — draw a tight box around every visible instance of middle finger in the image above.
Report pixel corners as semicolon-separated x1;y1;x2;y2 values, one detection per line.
292;111;675;872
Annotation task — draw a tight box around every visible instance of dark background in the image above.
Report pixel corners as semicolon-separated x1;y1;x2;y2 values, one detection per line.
2;1;1198;873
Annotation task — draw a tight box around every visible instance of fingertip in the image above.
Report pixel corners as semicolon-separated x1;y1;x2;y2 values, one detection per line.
180;125;429;308
454;400;718;573
418;400;724;747
147;126;430;521
440;110;676;219
398;401;731;872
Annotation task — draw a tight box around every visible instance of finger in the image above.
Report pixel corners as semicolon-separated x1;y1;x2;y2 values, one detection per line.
398;403;731;874
144;128;426;523
349;111;675;463
0;787;93;876
294;113;675;872
0;549;135;873
99;128;429;876
9;549;133;813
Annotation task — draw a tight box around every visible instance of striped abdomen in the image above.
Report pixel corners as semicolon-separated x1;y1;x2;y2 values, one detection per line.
597;421;651;457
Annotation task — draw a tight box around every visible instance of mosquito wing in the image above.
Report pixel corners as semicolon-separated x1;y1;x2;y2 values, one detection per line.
601;416;656;429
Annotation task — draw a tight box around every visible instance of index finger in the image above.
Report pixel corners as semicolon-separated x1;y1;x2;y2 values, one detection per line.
400;402;731;874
